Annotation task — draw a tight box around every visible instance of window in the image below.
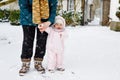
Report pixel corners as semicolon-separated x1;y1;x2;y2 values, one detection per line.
67;0;74;11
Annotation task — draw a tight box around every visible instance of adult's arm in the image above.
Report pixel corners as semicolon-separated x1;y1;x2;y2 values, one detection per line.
48;0;58;24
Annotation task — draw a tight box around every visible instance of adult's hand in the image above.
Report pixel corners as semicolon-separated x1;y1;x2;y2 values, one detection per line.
38;21;51;32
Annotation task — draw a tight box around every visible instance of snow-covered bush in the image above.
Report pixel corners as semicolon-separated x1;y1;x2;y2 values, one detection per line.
61;11;82;26
0;9;9;22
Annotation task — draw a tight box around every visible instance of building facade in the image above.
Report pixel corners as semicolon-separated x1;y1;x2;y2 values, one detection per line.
60;0;119;26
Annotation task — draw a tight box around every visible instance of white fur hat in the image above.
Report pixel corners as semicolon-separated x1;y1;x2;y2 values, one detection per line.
54;15;66;28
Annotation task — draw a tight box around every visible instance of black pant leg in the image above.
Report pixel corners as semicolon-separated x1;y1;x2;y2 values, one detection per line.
34;28;48;59
21;26;36;59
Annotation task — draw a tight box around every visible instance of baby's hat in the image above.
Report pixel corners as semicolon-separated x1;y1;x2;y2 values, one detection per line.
54;15;66;27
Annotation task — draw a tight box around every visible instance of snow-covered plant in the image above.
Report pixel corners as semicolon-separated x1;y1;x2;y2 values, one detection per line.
0;9;10;22
61;11;82;26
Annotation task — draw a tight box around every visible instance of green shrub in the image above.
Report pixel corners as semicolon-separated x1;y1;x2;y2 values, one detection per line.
62;11;73;25
9;10;20;25
116;11;120;19
4;9;10;20
0;9;10;22
0;9;5;21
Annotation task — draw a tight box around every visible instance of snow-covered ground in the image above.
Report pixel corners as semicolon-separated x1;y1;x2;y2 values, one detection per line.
0;23;120;80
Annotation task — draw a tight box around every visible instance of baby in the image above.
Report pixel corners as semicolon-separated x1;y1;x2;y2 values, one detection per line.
44;16;67;72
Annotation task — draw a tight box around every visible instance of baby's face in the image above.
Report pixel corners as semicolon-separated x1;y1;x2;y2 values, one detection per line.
54;23;63;29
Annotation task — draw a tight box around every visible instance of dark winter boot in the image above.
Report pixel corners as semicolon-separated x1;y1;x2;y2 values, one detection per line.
34;58;45;73
19;59;31;76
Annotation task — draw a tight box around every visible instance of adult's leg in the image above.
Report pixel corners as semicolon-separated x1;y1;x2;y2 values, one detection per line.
34;28;48;72
21;25;36;59
19;25;36;76
34;28;48;60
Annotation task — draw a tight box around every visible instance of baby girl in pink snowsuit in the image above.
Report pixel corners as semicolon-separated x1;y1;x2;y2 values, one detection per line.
45;16;67;72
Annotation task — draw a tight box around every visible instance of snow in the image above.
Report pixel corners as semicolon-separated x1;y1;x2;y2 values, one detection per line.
0;23;120;80
88;17;100;26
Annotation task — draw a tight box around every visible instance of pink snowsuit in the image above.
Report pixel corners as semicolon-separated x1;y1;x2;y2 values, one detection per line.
45;26;67;70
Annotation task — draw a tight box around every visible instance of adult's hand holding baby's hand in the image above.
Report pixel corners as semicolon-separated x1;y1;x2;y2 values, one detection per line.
38;24;44;32
38;21;51;32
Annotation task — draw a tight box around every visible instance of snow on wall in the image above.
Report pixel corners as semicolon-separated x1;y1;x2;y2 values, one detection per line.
110;0;119;21
0;1;19;10
62;1;67;11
